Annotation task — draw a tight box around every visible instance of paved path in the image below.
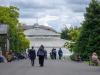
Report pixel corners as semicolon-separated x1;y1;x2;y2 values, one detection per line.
0;59;100;75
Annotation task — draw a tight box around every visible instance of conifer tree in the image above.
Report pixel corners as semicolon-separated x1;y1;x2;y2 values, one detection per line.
74;0;100;60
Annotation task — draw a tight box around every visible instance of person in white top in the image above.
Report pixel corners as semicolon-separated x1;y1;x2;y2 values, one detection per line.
91;52;100;66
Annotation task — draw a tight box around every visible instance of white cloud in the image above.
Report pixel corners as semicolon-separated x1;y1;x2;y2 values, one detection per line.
19;18;36;25
19;15;58;26
39;15;59;26
0;0;90;31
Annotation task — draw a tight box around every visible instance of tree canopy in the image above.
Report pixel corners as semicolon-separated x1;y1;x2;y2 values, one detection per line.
61;27;70;40
0;6;30;53
72;0;100;60
61;26;80;41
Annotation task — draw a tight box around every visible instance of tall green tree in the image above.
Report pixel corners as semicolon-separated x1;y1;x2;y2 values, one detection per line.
0;6;19;50
73;0;100;60
0;6;29;52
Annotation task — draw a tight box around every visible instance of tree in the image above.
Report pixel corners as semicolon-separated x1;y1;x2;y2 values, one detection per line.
0;6;29;53
73;0;100;60
16;24;30;53
68;27;80;42
64;27;80;52
61;27;70;40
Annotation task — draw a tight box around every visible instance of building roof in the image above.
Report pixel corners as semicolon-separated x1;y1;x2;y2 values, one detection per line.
23;23;67;48
24;28;60;36
23;23;57;33
24;23;60;36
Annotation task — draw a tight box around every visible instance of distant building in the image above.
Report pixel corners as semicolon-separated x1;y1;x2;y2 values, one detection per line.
23;23;71;56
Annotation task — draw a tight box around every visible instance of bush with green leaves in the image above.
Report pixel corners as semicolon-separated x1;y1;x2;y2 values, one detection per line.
0;6;30;53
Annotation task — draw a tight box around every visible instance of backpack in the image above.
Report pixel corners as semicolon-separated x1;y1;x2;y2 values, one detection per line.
37;50;45;56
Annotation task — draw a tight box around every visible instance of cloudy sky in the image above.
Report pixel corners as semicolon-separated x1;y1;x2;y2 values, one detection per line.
0;0;91;31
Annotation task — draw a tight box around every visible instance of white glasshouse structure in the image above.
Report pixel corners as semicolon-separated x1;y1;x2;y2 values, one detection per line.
23;23;71;56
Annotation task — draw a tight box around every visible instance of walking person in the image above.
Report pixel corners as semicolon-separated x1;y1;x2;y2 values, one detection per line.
52;48;57;60
51;48;54;59
28;46;36;66
37;45;45;67
58;48;63;60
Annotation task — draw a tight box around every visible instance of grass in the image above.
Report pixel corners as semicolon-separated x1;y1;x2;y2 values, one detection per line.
84;61;100;66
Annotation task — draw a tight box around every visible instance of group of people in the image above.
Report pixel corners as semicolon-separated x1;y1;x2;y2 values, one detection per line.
28;45;46;67
0;50;26;63
50;48;63;60
28;45;63;67
1;45;100;67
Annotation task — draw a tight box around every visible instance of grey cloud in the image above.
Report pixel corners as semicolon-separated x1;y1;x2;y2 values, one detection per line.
65;0;90;12
0;0;10;6
69;4;87;12
20;8;46;18
8;0;90;18
10;0;60;18
0;0;91;31
10;0;58;9
19;7;61;18
66;0;90;5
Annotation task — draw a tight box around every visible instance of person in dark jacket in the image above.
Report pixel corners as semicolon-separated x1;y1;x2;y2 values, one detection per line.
37;45;45;67
28;46;36;66
58;48;63;60
52;48;57;60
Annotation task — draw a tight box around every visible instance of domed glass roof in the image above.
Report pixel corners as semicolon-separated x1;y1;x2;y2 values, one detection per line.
24;23;60;36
